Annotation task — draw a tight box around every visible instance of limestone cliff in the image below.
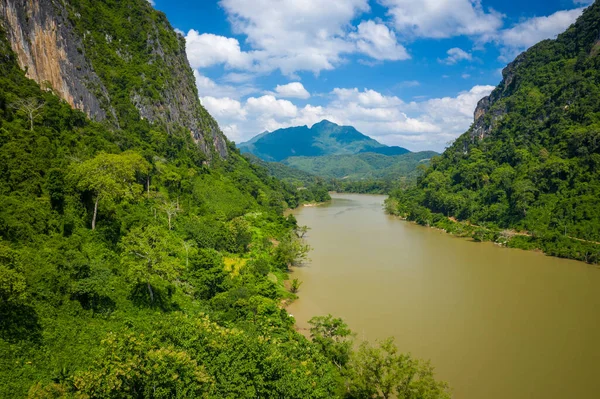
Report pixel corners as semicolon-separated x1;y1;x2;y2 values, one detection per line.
0;0;110;121
0;0;228;159
470;54;525;141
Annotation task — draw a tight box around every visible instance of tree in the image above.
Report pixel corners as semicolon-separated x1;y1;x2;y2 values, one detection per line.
10;97;44;131
290;278;303;293
0;265;26;303
309;315;354;370
121;225;181;304
346;338;450;399
71;152;150;230
273;233;310;270
295;225;310;238
0;244;26;303
159;199;181;230
71;333;213;398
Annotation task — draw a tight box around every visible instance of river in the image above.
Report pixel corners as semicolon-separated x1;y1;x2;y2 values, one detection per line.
287;193;600;399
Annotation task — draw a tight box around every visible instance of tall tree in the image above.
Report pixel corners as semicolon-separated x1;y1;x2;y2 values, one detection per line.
10;98;44;131
346;338;450;399
121;225;181;303
70;152;150;230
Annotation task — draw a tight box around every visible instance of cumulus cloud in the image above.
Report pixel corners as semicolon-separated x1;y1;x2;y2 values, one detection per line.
440;47;473;65
200;96;247;121
273;82;311;99
417;85;495;138
193;70;258;99
183;0;413;76
379;0;504;39
246;95;298;119
185;31;252;69
350;21;410;61
486;7;585;61
218;0;370;75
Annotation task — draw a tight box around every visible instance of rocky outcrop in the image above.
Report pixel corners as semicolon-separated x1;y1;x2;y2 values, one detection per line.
470;53;526;141
0;0;228;159
0;0;110;121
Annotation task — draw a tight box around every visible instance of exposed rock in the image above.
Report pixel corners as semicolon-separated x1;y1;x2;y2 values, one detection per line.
0;0;110;121
470;53;526;141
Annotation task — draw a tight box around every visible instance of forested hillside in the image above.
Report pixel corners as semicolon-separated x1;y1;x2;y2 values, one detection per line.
386;1;600;263
0;1;449;397
283;151;437;181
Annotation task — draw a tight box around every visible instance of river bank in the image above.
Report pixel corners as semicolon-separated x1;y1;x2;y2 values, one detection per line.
384;198;600;265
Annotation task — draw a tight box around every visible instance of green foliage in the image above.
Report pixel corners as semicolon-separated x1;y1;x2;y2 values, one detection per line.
309;315;354;369
273;233;311;270
72;332;214;398
121;225;181;305
290;278;303;293
346;338;450;399
70;151;150;229
386;2;600;263
283;151;437;181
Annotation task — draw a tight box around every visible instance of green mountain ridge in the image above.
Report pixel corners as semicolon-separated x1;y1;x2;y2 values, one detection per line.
238;120;410;162
387;0;600;264
283;151;438;180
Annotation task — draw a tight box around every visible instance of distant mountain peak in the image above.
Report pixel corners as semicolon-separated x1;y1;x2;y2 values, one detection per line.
313;119;337;127
237;122;411;162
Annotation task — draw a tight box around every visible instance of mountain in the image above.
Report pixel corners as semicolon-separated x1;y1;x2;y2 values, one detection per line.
283;151;438;180
386;1;600;264
238;120;409;162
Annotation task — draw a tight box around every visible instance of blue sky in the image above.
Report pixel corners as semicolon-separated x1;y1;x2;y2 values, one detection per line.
149;0;594;151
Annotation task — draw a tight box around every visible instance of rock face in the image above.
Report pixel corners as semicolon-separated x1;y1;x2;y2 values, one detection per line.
0;0;228;159
470;53;525;141
0;0;110;121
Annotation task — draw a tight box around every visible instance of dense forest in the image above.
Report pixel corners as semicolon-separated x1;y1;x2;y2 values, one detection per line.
386;1;600;264
244;152;433;195
0;0;449;397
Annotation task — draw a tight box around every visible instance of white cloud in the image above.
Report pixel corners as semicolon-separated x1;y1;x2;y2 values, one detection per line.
379;0;504;39
193;70;257;99
486;7;585;61
185;31;252;69
350;20;410;61
147;0;155;6
200;96;247;121
417;85;495;137
182;0;410;76
218;0;369;75
440;47;473;65
274;82;311;99
246;95;298;119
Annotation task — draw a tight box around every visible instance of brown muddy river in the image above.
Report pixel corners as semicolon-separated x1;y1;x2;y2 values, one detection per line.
287;193;600;399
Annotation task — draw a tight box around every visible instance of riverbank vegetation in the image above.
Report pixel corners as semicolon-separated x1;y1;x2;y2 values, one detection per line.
386;3;600;264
